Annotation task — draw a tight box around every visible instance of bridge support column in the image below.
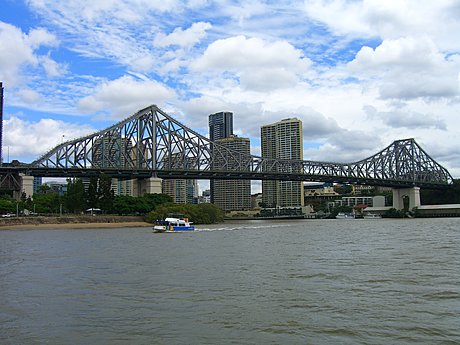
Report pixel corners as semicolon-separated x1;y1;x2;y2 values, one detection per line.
392;187;421;210
13;174;34;200
136;177;162;196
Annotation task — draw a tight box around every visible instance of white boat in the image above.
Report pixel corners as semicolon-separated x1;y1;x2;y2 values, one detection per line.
363;213;382;219
335;212;355;219
153;217;195;233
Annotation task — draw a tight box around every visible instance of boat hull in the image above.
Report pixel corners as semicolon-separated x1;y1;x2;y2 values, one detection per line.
153;225;195;233
172;226;195;231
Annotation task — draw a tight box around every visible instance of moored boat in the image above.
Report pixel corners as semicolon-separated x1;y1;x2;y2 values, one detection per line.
363;213;382;219
153;217;195;233
335;212;355;219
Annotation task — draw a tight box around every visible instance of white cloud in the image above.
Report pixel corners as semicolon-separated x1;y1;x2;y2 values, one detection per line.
16;89;41;104
27;27;58;48
39;55;67;77
78;75;176;118
4;116;94;162
191;35;311;91
304;0;460;49
348;37;460;99
0;22;38;86
0;21;63;98
154;22;212;48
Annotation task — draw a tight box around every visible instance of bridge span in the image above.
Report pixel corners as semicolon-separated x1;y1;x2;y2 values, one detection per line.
0;105;454;205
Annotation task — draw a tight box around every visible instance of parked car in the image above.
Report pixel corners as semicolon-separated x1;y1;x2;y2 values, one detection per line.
1;213;14;218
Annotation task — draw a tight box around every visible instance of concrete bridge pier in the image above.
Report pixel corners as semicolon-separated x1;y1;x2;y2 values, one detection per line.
135;176;162;196
13;174;34;200
392;187;421;210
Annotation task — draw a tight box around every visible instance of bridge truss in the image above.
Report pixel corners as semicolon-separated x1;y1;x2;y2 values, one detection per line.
27;105;452;188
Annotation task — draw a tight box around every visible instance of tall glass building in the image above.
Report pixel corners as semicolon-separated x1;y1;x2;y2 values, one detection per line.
209;111;232;205
209;111;233;142
208;112;251;210
261;118;304;207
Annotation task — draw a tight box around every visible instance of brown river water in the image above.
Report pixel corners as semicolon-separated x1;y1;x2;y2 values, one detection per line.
1;218;459;344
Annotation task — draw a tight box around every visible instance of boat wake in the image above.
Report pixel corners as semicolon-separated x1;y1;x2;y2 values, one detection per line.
195;224;287;232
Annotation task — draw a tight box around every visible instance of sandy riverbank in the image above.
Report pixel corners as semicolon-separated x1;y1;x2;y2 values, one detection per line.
0;222;152;230
0;215;152;230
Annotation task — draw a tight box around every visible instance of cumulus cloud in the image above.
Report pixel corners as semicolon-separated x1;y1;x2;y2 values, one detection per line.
27;27;58;48
0;22;57;86
304;0;460;49
4;116;94;161
78;75;176;118
191;35;311;91
154;22;212;48
349;37;460;99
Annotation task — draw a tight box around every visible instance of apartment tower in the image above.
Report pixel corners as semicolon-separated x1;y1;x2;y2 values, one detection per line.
208;111;233;204
162;179;198;204
213;135;251;211
208;112;251;211
261;118;304;207
209;111;233;142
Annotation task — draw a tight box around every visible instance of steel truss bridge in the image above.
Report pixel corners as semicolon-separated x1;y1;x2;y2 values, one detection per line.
0;105;454;190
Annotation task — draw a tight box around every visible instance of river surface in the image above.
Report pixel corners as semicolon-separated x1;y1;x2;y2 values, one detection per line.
1;218;460;344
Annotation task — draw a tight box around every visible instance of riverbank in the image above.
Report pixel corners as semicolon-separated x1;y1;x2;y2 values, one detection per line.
0;215;152;230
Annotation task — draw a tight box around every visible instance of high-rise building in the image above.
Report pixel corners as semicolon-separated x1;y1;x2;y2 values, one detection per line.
162;179;198;204
213;135;251;211
209;111;233;142
33;177;42;194
208;111;233;204
112;178;135;196
261;118;304;207
161;153;198;203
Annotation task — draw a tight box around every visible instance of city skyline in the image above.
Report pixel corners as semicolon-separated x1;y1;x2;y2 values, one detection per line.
1;1;459;179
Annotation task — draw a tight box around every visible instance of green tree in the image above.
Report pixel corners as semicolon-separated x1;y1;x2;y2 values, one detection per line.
112;195;137;215
33;192;60;214
86;177;99;209
0;197;15;214
98;174;114;212
421;179;460;204
142;193;172;211
65;178;86;213
334;184;353;195
36;184;51;194
145;203;224;224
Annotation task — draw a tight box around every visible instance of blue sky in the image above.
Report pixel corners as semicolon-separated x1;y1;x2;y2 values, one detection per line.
1;0;460;179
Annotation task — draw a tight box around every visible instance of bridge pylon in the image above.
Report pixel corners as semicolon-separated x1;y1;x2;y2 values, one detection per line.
392;187;421;210
136;176;162;195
